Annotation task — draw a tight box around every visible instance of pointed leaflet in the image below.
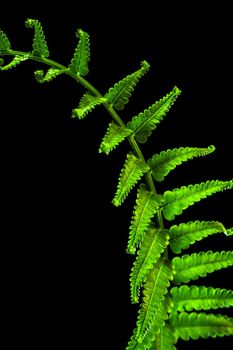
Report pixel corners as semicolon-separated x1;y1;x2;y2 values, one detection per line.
172;251;233;285
130;224;169;303
68;29;90;76
170;285;233;312
135;258;173;342
112;152;150;207
170;312;233;340
162;179;233;221
99;122;132;155
34;68;64;83
148;145;215;182
105;60;150;110
0;30;11;51
0;54;29;71
127;86;181;143
169;220;227;254
72;92;106;119
25;19;49;58
127;184;162;254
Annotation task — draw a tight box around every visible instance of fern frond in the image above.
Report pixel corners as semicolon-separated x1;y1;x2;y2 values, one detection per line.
127;86;181;143
169;220;227;254
0;30;11;51
105;60;150;110
148;145;215;182
170;312;233;340
136;258;173;342
170;285;233;312
99;122;133;155
130;224;170;303
112;153;150;207
127;184;162;254
72;92;106;119
25;19;49;58
68;28;90;76
162;179;233;221
172;251;233;284
0;54;29;70
153;324;177;350
34;68;63;83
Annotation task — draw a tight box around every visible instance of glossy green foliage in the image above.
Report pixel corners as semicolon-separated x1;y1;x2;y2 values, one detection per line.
130;224;170;303
170;285;233;312
169;220;227;254
99;122;133;154
127;86;181;143
0;30;11;51
170;312;233;340
105;60;150;110
173;251;233;284
1;20;232;350
25;19;49;58
162;180;233;221
148;145;215;182
68;28;90;76
127;184;162;254
112;152;150;207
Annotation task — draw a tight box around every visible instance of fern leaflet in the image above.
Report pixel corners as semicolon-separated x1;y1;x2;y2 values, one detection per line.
0;54;29;70
170;312;233;340
104;60;150;110
127;86;181;143
34;68;64;83
68;29;90;76
170;285;233;312
169;220;227;254
25;19;49;58
72;92;106;119
112;152;150;207
227;227;233;235
99;122;133;155
127;184;162;254
162;179;233;221
148;145;215;182
172;251;233;284
0;30;11;51
153;324;177;350
130;224;169;303
135;258;173;342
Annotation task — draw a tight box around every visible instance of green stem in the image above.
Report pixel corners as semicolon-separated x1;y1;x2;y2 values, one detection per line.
1;50;163;225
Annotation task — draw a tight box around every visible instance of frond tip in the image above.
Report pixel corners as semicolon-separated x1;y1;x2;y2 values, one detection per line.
0;30;11;51
25;19;50;58
68;28;90;76
34;68;63;83
105;60;150;110
0;54;29;71
112;152;150;207
162;179;233;221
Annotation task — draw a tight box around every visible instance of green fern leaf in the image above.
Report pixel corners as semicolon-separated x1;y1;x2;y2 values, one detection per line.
25;19;49;58
127;86;181;143
162;179;233;221
0;54;29;71
169;220;227;254
148;145;215;182
72;92;106;119
227;227;233;235
136;258;173;342
171;285;233;312
34;68;63;83
130;224;169;303
112;152;150;207
153;324;177;350
68;29;90;76
0;30;11;51
99;122;133;155
127;184;162;254
170;312;233;340
105;60;150;110
172;251;233;285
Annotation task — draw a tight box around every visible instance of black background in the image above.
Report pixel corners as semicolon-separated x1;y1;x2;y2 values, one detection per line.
1;2;232;349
